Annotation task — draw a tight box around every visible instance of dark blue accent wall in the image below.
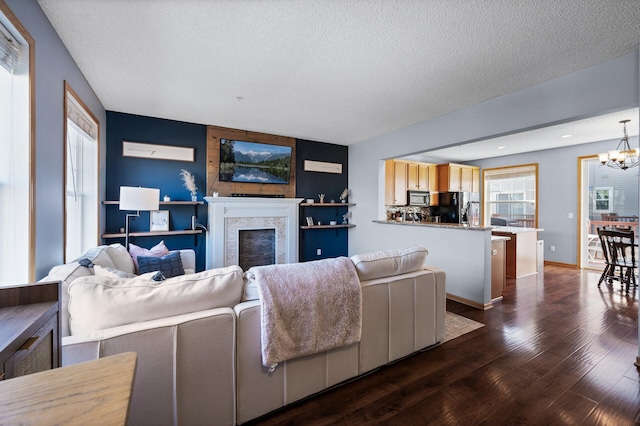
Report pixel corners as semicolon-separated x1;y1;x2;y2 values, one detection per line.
105;112;208;270
105;112;349;269
295;140;349;261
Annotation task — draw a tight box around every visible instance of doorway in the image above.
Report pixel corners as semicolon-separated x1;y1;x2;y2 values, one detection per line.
578;155;639;269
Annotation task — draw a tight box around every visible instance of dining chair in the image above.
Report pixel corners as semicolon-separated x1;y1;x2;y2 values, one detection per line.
597;227;637;293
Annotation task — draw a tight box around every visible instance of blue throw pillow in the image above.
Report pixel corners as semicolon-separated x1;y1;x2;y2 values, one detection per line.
137;251;184;278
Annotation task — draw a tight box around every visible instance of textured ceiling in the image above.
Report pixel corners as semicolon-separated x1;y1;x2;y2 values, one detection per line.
37;0;640;145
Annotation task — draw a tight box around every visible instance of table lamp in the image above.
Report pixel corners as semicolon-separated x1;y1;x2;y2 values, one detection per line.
119;186;160;249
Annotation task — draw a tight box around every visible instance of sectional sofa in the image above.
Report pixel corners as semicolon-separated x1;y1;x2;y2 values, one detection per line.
43;244;445;425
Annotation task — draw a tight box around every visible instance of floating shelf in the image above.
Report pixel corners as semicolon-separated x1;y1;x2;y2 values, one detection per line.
300;224;355;230
103;201;204;205
102;229;204;239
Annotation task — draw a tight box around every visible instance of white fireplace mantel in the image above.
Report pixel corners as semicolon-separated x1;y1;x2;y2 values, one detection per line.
204;197;304;269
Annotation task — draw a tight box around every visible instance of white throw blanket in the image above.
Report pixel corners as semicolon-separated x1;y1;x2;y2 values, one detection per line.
247;257;362;370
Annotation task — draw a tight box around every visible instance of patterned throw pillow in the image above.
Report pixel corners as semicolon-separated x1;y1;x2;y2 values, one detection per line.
137;251;184;278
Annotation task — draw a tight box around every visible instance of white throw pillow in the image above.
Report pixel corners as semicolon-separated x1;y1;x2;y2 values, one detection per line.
75;245;118;269
68;265;244;335
350;245;429;281
93;265;137;279
106;243;135;274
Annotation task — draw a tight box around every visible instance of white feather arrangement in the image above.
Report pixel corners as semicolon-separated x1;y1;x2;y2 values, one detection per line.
339;188;349;202
180;169;198;196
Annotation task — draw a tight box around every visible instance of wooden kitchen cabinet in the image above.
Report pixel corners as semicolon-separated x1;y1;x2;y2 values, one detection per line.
407;163;435;192
437;163;479;192
385;160;408;205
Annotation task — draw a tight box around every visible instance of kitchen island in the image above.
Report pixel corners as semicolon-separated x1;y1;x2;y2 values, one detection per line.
372;220;539;309
373;220;495;309
491;226;543;279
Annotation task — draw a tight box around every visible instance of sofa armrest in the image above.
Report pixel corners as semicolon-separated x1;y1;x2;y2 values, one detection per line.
177;249;196;272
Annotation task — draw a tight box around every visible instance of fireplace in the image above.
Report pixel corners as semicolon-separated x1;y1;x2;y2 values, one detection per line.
204;197;304;269
238;229;276;270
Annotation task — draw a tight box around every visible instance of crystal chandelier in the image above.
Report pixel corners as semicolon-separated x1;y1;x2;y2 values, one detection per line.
598;119;639;170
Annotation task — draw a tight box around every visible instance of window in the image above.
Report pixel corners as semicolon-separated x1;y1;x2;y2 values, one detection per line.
65;83;99;262
592;187;613;213
0;9;33;286
483;164;538;228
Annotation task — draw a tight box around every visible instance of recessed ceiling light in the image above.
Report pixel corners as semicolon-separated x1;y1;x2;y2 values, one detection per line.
497;146;506;150
560;134;572;138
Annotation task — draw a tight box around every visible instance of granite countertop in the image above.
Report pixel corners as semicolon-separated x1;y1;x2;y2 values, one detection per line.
373;220;493;231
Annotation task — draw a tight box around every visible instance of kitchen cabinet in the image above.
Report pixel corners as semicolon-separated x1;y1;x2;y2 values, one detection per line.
437;163;479;192
407;163;436;192
385;160;408;206
491;236;508;299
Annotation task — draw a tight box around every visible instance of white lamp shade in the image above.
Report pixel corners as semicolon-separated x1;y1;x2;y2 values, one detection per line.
119;186;160;211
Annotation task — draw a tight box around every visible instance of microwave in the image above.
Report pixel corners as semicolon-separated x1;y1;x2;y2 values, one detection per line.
408;190;429;206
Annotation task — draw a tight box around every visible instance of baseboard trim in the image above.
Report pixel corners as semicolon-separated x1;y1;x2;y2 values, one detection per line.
447;293;493;310
543;261;577;269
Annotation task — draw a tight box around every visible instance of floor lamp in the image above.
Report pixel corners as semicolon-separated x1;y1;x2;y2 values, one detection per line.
119;186;160;249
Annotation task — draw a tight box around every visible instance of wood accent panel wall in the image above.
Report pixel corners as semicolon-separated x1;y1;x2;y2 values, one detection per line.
206;125;296;198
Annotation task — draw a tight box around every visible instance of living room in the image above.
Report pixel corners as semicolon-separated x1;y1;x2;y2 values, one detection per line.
1;1;639;424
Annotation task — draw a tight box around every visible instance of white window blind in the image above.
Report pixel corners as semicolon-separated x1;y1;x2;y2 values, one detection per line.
0;22;19;73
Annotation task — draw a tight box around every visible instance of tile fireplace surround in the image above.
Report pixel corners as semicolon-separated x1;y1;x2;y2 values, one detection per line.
204;197;304;269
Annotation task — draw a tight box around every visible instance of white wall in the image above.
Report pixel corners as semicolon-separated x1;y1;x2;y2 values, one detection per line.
349;52;639;270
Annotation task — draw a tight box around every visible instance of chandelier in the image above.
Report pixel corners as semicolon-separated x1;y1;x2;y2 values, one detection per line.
598;119;639;170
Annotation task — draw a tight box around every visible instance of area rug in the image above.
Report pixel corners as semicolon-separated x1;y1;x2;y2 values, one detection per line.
444;311;484;342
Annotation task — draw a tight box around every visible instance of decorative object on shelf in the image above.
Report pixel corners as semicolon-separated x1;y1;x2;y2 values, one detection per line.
598;119;639;170
212;191;219;197
150;210;170;232
163;195;170;202
306;198;314;203
180;169;198;201
119;186;160;248
340;188;350;203
122;141;194;162
303;159;343;174
330;199;335;203
342;211;351;224
306;217;314;226
318;193;325;203
330;220;337;225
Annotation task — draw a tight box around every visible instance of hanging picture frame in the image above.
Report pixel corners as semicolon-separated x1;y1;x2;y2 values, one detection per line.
123;141;194;162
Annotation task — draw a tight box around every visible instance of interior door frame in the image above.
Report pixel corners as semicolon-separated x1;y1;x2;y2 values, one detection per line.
577;154;600;270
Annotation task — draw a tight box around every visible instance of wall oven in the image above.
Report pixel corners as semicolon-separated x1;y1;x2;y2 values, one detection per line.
407;190;430;206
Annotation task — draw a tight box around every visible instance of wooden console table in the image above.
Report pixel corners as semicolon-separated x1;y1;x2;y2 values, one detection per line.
0;352;137;425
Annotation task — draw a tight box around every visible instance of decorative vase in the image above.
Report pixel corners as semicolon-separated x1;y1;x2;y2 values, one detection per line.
191;195;197;202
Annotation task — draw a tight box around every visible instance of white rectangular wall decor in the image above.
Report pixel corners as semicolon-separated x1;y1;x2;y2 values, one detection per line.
304;160;342;174
123;141;194;162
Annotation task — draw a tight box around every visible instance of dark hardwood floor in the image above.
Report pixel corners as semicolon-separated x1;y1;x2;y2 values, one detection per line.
246;264;640;425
